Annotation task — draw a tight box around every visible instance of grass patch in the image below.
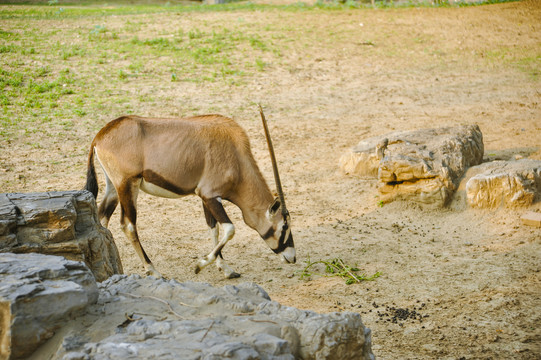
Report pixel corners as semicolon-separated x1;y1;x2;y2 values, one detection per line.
0;0;533;144
298;257;381;285
0;0;520;21
0;66;75;108
515;55;540;80
0;5;288;142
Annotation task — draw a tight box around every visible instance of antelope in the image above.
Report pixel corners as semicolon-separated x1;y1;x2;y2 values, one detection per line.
84;106;295;279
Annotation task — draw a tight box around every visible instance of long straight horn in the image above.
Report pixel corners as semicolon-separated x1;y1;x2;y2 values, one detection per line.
259;104;288;216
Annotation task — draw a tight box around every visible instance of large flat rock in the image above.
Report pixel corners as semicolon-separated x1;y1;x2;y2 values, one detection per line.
0;190;122;281
0;253;99;359
1;254;375;360
46;275;374;360
340;125;483;207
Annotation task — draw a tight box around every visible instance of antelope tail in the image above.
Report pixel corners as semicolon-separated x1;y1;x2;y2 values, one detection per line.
85;144;99;199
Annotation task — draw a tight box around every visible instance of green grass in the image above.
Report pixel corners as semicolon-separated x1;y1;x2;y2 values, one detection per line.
515;55;540;80
298;257;381;285
0;0;532;144
0;0;521;21
0;6;285;141
479;48;541;80
0;66;76;115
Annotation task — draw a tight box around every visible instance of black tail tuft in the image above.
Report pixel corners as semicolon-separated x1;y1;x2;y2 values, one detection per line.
85;146;99;199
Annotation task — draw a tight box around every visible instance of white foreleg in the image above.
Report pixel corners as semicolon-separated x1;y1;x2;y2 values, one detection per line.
209;225;239;278
195;223;237;278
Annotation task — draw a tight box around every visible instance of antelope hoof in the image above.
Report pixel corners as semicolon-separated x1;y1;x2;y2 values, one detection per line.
225;271;241;279
145;268;162;278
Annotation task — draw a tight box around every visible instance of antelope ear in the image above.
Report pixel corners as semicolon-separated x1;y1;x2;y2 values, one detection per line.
267;198;281;218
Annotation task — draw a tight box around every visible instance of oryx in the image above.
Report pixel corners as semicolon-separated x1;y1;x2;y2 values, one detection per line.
84;107;295;278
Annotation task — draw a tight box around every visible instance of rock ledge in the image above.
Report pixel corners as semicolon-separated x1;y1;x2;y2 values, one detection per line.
1;253;374;360
58;274;375;360
0;190;122;281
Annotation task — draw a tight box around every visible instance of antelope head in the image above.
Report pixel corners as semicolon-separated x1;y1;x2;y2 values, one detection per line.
259;105;296;264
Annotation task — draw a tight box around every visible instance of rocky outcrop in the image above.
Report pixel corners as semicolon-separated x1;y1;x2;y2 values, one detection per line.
0;253;99;359
1;254;375;360
57;275;374;360
466;159;541;208
340;125;484;207
0;190;122;281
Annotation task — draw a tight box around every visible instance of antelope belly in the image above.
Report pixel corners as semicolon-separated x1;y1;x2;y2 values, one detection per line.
140;179;184;199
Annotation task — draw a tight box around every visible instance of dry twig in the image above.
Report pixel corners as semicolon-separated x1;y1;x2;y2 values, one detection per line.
119;292;185;319
200;320;215;342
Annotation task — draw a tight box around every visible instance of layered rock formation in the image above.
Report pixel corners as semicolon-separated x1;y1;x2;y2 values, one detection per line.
0;190;122;281
60;275;374;360
340;125;484;206
1;254;375;360
0;253;99;359
466;159;541;208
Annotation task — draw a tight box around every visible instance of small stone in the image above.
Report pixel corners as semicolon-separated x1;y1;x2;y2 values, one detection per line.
521;211;541;228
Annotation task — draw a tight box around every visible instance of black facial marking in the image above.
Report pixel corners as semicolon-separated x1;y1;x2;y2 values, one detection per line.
270;199;281;214
262;227;274;240
262;214;294;253
276;223;288;251
272;220;293;254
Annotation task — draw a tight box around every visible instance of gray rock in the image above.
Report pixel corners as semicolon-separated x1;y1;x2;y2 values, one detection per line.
340;125;483;206
0;253;99;359
0;190;123;281
466;159;541;208
50;275;375;360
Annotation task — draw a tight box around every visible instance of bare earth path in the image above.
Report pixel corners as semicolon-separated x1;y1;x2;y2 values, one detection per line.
1;1;540;359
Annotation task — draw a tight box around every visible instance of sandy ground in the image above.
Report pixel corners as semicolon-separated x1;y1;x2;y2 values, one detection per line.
2;1;541;359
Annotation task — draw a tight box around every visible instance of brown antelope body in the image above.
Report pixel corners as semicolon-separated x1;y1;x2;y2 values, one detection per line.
85;113;295;278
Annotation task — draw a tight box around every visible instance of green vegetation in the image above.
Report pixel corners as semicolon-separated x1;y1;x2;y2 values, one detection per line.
0;5;287;141
299;257;381;284
0;0;521;21
0;0;534;145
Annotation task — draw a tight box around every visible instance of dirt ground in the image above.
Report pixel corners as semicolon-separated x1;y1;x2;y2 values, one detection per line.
2;1;541;359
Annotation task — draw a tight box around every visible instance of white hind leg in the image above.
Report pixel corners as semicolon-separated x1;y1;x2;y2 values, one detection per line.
118;179;162;278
